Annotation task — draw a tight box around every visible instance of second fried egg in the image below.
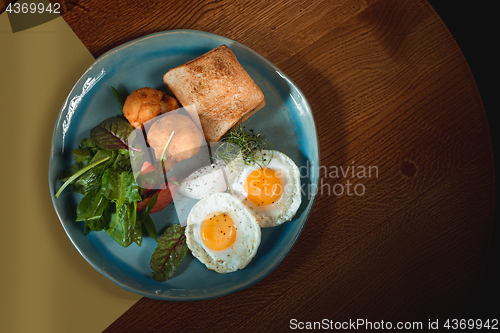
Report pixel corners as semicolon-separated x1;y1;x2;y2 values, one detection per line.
230;150;302;228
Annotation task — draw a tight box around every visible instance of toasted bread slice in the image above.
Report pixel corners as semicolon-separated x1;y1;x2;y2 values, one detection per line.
163;45;265;142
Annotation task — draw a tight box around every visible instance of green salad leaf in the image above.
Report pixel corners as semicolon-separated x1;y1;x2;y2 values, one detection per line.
137;192;159;242
56;150;111;198
55;86;188;280
76;186;110;222
101;168;142;209
56;116;157;248
111;86;125;112
90;116;140;152
150;224;188;282
105;201;142;247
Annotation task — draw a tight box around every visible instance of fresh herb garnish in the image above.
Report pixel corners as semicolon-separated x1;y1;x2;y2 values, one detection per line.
150;224;188;282
214;124;272;166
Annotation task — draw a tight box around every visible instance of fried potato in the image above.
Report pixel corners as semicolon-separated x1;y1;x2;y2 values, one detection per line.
123;87;179;128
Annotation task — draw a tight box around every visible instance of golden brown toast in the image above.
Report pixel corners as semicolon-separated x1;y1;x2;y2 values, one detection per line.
163;45;265;142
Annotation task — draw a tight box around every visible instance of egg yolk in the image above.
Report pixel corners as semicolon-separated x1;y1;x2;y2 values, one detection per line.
244;168;283;206
201;212;236;251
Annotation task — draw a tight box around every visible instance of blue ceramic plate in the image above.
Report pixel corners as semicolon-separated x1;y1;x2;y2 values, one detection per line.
49;30;320;301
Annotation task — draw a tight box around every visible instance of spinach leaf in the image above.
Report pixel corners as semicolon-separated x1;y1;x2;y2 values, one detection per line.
137;192;159;242
76;187;110;222
104;201;138;247
72;148;92;163
78;150;115;192
113;149;132;171
90;116;139;151
61;163;86;195
55;150;112;198
101;169;142;210
57;115;161;251
143;215;158;242
132;203;143;247
84;217;108;235
150;224;188;282
99;169;143;247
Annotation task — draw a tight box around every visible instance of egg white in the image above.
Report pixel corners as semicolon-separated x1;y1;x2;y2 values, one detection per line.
185;192;261;273
177;159;243;199
177;161;227;199
230;150;302;228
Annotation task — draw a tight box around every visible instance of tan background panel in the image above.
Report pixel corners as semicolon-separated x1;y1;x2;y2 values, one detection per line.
0;13;140;333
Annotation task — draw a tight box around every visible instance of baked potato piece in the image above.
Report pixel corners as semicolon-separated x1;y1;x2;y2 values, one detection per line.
147;113;203;162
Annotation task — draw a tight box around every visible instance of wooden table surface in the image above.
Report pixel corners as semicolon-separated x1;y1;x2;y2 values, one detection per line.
28;0;498;331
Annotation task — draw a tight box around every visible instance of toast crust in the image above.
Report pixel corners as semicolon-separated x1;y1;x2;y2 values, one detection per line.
163;45;265;142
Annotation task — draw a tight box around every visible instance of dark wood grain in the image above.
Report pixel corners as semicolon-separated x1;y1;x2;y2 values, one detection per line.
57;0;495;331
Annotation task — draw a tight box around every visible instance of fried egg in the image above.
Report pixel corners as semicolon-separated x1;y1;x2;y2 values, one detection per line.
185;193;261;273
230;150;302;228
